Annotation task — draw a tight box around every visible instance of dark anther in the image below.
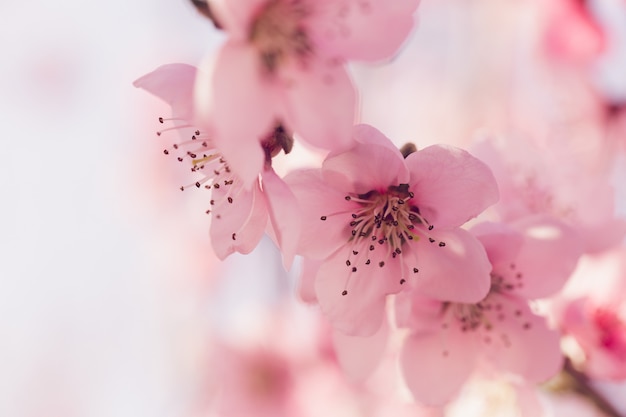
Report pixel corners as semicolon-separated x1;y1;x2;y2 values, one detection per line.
351;213;357;218
231;233;236;240
177;157;183;162
158;117;164;123
213;183;220;189
365;259;371;265
180;186;185;191
369;245;375;251
395;248;402;254
163;149;169;155
210;199;215;205
392;252;397;259
195;182;201;188
429;238;435;243
379;261;385;267
320;216;327;221
352;267;357;272
345;196;351;201
438;242;446;247
351;230;357;236
352;251;358;255
195;130;200;136
399;142;417;158
341;290;348;296
346;260;351;266
428;225;434;230
400;279;406;285
350;221;357;226
413;268;419;273
372;236;377;241
227;197;233;204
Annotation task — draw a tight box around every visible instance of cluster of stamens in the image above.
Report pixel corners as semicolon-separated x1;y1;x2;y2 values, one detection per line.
320;184;448;296
438;265;533;355
156;117;240;219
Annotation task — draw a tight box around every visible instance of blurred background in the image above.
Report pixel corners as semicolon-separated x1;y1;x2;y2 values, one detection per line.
1;0;625;416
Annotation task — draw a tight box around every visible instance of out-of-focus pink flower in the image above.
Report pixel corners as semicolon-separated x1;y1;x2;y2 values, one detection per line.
473;134;626;254
286;125;498;336
134;64;300;266
398;217;582;406
195;0;420;186
541;0;605;65
555;248;626;380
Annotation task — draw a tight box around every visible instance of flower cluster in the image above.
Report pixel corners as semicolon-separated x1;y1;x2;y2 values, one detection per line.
135;0;626;415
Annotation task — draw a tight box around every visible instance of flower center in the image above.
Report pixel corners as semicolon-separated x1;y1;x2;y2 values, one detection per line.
321;184;448;295
249;0;312;73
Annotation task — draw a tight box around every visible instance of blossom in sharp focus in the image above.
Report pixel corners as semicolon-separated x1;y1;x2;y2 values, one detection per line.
398;216;582;406
286;124;499;336
195;0;420;186
134;63;300;266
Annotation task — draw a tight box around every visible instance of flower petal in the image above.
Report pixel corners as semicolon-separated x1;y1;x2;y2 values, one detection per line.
483;294;563;383
512;215;583;299
406;145;499;229
322;129;409;194
315;244;404;336
196;42;275;187
283;169;354;259
297;258;322;303
411;228;491;303
281;60;356;152
471;221;524;267
309;0;419;61
133;63;197;121
262;168;301;270
400;327;478;406
332;316;389;381
210;179;268;259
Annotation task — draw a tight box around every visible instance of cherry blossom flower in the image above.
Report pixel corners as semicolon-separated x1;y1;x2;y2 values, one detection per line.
472;134;626;254
134;63;300;266
554;248;626;380
286;124;499;336
398;216;582;406
195;0;420;186
541;0;605;65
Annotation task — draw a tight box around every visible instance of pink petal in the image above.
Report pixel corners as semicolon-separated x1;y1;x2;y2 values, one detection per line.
314;245;404;336
411;228;492;303
262;168;301;270
400;328;478;406
309;0;419;62
484;294;563;383
283;169;354;260
281;60;356;152
405;145;499;229
471;221;524;267
511;215;583;299
332;317;389;381
210;180;268;259
321;129;409;194
133;63;197;121
197;42;275;187
297;258;322;303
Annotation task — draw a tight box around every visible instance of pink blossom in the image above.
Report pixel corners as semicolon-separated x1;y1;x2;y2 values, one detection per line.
554;248;626;380
134;64;300;266
195;0;420;186
472;134;626;254
541;0;605;65
398;217;582;406
286;125;499;336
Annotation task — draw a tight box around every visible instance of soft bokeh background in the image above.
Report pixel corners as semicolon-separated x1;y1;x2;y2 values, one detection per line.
1;0;626;416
